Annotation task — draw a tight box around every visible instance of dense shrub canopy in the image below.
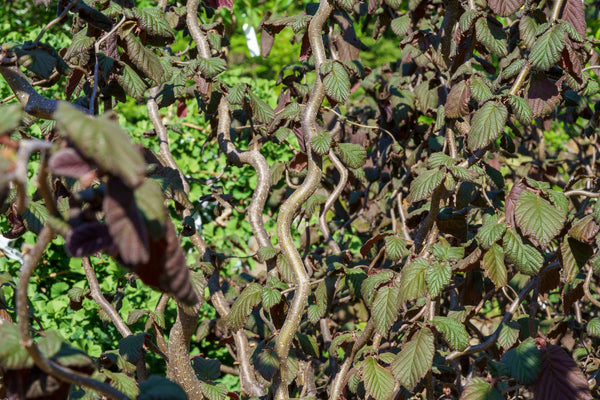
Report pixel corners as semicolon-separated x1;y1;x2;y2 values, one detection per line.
0;0;600;399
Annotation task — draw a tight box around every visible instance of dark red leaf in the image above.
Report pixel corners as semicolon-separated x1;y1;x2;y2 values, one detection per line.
558;44;582;83
66;222;113;257
49;147;93;178
289;152;308;172
531;345;592;400
135;217;198;305
176;100;188;118
104;178;150;265
488;0;525;17
505;179;528;227
526;72;561;118
558;0;586;37
539;264;560;294
568;214;599;243
204;0;233;11
3;206;27;239
292;123;306;153
331;13;361;62
562;281;583;313
360;232;394;258
65;69;84;101
445;81;471;118
299;32;311;61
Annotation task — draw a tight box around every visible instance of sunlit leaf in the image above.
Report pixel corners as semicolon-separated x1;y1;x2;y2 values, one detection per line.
530;24;566;71
483;244;507;287
467;101;507;151
515;190;566;247
391;327;434;390
363;357;395;400
433;316;468;351
372;286;400;336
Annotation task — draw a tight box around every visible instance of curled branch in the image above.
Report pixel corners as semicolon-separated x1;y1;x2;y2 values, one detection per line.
318;149;348;255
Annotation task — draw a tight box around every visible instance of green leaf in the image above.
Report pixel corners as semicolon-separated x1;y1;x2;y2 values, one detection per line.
587;317;600;337
399;258;429;302
337;143;366;169
127;309;149;325
249;92;274;124
470;75;493;104
131;7;175;45
311;130;332;155
198;57;227;79
530;24;566;71
0;323;33;369
0;103;22;135
228;83;248;104
22;200;49;234
461;377;504;400
363;357;395;400
138;376;187;400
427;152;454;168
467;101;508;151
67;286;88;302
515;190;566;247
407;168;445;203
391;327;435;390
261;287;282;310
135;178;166;239
16;45;61;79
501;338;541;384
345;267;367;297
323;61;351;103
508;95;533;125
122;32;164;84
459;10;480;34
560;237;593;283
520;15;541;49
498;321;520;349
483;244;507;287
200;382;228;400
391;15;411;37
257;246;279;262
503;228;543;275
226;283;263;330
384;235;408;261
104;370;139;398
431;243;464;261
503;59;527;79
297;333;319;358
477;214;506;249
55;103;146;187
119;333;146;364
64;28;95;60
361;270;394;306
372;286;400;336
426;262;451;297
433;316;468;351
475;17;508;57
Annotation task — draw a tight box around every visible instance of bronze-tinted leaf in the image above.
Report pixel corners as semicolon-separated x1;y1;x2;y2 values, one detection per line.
531;345;592;400
568;214;599;243
488;0;525;17
445;81;471;118
558;0;586;37
104;178;150;265
526;72;561;118
505;179;528;227
66;222;113;257
49;147;92;179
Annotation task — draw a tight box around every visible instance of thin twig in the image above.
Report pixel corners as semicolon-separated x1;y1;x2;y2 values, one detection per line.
33;0;79;45
584;266;600;309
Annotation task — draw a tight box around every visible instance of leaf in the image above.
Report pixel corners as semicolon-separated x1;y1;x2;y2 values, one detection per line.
400;258;429;302
227;283;263;330
131;7;175;46
501;338;541;385
192;357;221;381
558;0;586;37
391;327;435;390
391;15;411;37
407;168;445;203
426;262;451;297
345;267;367;297
297;333;319;358
460;377;504;400
49;147;92;178
323;61;351;104
477;214;506;249
384;235;409;261
530;24;566;71
311;130;332;155
255;347;279;380
470;75;493;104
337;143;366;169
515;190;566;247
135;178;167;239
560;237;593;284
119;333;146;364
122;32;164;84
363;357;395;400
0;323;33;369
118;62;149;100
488;0;525;17
261;287;282;310
64;28;95;60
361;270;394;306
508;95;533;125
22;200;49;234
568;214;599;243
475;16;508;57
104;178;150;265
15;45;62;79
55;103;146;187
459;10;480;34
65;222;113;257
483;244;507;287
198;57;227;79
257;246;279;262
372;286;400;336
138;376;187;400
104;370;139;398
503;59;527;79
445;80;471;118
503;228;544;275
127;309;149;325
249;92;274;124
531;345;592;400
497;321;520;349
520;14;542;49
433;316;468;351
526;72;561;118
587;318;600;337
467;101;508;151
200;382;228;400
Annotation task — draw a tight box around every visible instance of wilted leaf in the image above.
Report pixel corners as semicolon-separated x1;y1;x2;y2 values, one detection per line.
391;327;435;390
558;0;586;37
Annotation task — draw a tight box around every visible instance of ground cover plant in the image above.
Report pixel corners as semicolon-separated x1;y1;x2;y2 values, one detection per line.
0;0;600;399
